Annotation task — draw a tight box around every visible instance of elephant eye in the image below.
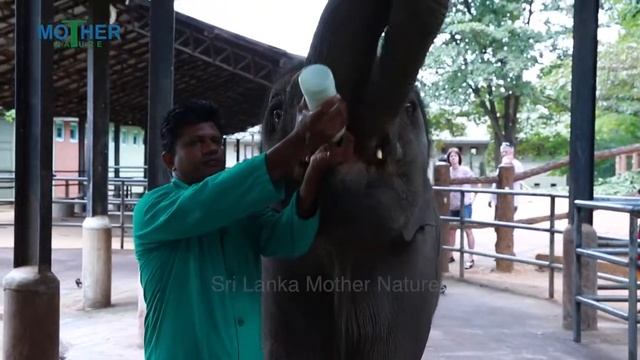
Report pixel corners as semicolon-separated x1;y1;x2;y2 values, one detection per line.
404;102;416;116
273;109;283;124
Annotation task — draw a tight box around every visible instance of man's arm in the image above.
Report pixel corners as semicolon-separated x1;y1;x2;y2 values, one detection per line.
255;193;320;258
134;97;348;245
134;154;285;244
257;131;355;258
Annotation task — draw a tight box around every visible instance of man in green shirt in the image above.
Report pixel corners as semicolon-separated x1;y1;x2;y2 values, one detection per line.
133;98;351;359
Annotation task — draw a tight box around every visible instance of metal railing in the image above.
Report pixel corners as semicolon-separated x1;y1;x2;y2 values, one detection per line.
0;175;147;249
433;186;639;299
433;186;567;299
573;198;639;360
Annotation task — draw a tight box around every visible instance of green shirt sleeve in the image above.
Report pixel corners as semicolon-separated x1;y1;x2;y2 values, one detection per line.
255;192;320;258
134;154;284;245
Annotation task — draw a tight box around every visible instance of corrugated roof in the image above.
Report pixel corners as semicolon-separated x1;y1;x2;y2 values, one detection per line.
0;0;303;134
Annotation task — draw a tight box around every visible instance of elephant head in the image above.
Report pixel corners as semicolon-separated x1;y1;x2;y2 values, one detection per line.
261;1;449;359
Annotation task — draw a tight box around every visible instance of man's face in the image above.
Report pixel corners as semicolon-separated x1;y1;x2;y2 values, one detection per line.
163;122;225;184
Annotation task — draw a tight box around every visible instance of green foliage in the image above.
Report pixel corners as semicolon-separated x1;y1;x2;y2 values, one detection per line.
0;108;15;123
427;111;466;137
521;0;640;178
419;0;571;162
594;171;640;196
421;0;550;118
594;113;640;177
596;113;640;150
517;129;570;159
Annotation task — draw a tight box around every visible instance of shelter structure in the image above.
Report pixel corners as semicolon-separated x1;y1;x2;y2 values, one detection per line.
1;0;601;359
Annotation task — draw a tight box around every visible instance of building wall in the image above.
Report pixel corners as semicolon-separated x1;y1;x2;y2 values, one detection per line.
53;118;80;198
224;135;260;168
0;119;14;200
108;124;145;179
520;159;567;190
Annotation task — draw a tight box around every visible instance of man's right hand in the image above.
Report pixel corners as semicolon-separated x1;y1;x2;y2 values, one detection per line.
265;95;349;184
293;95;348;155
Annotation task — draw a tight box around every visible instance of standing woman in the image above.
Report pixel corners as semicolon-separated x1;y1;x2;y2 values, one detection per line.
446;148;477;269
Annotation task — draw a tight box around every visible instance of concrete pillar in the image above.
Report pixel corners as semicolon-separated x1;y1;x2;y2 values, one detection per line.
562;224;598;330
433;162;451;273
83;0;112;310
7;0;59;358
82;216;112;309
495;164;515;272
3;266;60;360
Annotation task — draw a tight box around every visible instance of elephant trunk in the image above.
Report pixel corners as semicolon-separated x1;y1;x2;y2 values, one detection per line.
359;0;449;140
305;0;389;109
306;0;449;162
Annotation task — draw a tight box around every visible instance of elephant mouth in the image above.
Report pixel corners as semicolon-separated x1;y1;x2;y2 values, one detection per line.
319;160;415;235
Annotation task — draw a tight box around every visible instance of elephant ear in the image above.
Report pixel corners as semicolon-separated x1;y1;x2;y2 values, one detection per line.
402;195;439;242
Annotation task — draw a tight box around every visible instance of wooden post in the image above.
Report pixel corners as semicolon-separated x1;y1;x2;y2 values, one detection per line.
616;155;628;175
434;162;451;274
632;152;640;171
495;164;515;272
562;224;598;330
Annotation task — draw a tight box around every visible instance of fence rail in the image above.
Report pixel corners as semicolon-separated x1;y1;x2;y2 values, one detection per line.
573;199;639;360
0;176;147;249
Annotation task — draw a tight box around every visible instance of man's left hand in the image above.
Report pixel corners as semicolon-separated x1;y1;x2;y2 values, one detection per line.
296;131;354;218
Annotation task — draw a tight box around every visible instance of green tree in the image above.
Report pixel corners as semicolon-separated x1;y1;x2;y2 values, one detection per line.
420;0;570;164
0;108;14;123
527;0;640;176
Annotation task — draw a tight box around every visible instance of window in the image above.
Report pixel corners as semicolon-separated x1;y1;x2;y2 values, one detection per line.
55;122;64;142
132;132;138;145
70;123;78;143
121;129;128;145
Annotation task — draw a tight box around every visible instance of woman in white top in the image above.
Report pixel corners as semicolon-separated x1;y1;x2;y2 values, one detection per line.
446;148;477;269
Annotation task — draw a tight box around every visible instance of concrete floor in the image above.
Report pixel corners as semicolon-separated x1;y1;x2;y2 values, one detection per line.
0;248;632;359
426;279;629;359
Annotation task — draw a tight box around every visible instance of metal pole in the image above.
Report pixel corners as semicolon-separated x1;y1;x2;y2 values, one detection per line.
86;0;110;218
222;137;227;168
568;0;598;225
4;0;59;358
114;122;121;202
120;179;125;250
13;0;54;269
549;196;556;299
81;0;113;311
236;138;241;164
572;206;583;343
147;0;175;190
78;118;86;200
459;191;465;278
627;215;638;360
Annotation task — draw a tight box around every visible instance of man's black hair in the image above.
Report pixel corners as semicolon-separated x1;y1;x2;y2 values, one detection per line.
161;100;222;154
